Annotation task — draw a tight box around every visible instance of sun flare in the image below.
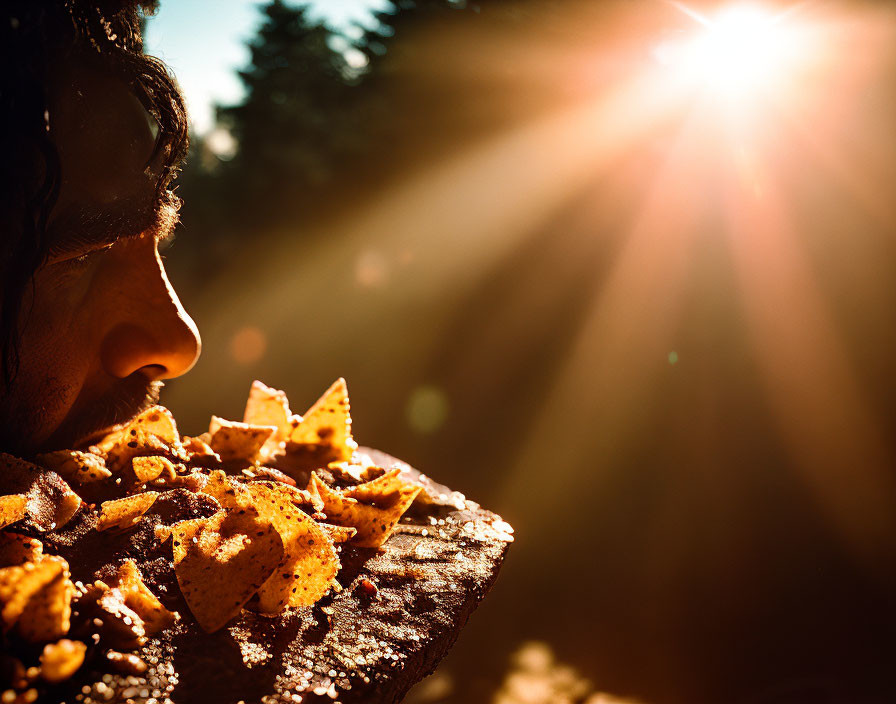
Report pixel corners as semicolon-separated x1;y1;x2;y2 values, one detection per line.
654;2;810;102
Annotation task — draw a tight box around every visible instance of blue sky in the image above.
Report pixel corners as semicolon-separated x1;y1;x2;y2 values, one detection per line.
145;0;389;134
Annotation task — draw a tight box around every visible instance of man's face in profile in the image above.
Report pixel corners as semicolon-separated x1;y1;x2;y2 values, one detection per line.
0;58;200;456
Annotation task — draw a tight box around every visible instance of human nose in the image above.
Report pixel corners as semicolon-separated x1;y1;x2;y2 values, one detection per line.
100;237;201;380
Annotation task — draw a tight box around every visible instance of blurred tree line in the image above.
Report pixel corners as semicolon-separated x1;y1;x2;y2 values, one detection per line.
172;0;510;270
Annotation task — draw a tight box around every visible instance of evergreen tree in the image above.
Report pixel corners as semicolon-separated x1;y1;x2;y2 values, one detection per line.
357;0;473;74
217;0;357;223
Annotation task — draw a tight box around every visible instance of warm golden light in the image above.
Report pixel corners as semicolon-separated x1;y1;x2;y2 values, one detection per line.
655;2;807;102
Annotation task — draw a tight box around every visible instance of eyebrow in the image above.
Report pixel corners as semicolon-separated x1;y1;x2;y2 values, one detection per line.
45;193;181;260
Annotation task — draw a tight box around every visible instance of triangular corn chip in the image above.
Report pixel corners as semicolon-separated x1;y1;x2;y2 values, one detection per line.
94;406;185;472
319;524;357;544
36;451;111;484
107;559;177;635
0;454;80;531
80;581;147;649
200;471;253;511
0;495;26;529
96;492;159;532
181;435;222;467
243;381;292;442
0;533;42;568
0;555;68;633
244;482;339;613
170;509;283;633
132;456;177;484
287;378;356;463
40;639;87;683
18;559;73;642
343;468;406;504
310;473;421;548
208;417;276;464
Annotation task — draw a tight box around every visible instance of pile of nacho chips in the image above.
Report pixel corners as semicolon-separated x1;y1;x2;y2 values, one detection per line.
0;379;424;695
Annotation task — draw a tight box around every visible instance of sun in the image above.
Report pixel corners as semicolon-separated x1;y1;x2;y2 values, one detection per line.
654;2;808;103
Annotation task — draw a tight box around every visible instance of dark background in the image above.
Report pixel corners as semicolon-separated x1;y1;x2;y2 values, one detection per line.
152;1;896;701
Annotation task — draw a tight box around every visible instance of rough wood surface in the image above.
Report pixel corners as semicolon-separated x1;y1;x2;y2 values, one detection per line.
44;449;513;704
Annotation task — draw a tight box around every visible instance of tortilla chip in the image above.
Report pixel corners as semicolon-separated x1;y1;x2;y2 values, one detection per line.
327;460;380;484
244;381;292;442
80;581;147;649
0;495;26;529
170;509;283;633
96;492;159;532
132;456;177;484
200;471;252;511
107;559;177;635
287;378;357;463
18;559;73;642
36;451;111;484
0;533;43;567
182;436;222;467
0;454;80;531
0;556;68;634
319;524;358;544
95;406;185;472
152;470;208;493
310;473;421;548
343;467;407;503
208;417;276;464
40;639;87;683
244;482;339;613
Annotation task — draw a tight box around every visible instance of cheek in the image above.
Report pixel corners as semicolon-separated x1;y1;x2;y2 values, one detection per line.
1;264;104;443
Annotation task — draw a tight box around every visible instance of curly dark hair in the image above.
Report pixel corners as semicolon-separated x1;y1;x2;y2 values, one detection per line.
0;0;189;384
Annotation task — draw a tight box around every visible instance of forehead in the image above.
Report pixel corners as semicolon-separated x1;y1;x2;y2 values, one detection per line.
48;58;162;212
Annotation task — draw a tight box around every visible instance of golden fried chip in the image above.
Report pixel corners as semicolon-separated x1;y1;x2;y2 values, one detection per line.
244;482;339;613
326;460;380;484
96;492;159;532
182;435;221;467
310;473;421;548
0;495;26;529
208;417;276;464
246;478;321;511
40;639;87;683
132;456;177;484
200;470;252;511
36;451;111;484
343;467;406;503
0;533;42;567
95;406;185;472
0;556;68;634
170;509;283;633
152;470;208;493
107;560;177;635
0;454;80;531
244;380;292;442
80;581;147;649
18;559;73;642
287;378;357;463
319;524;358;544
